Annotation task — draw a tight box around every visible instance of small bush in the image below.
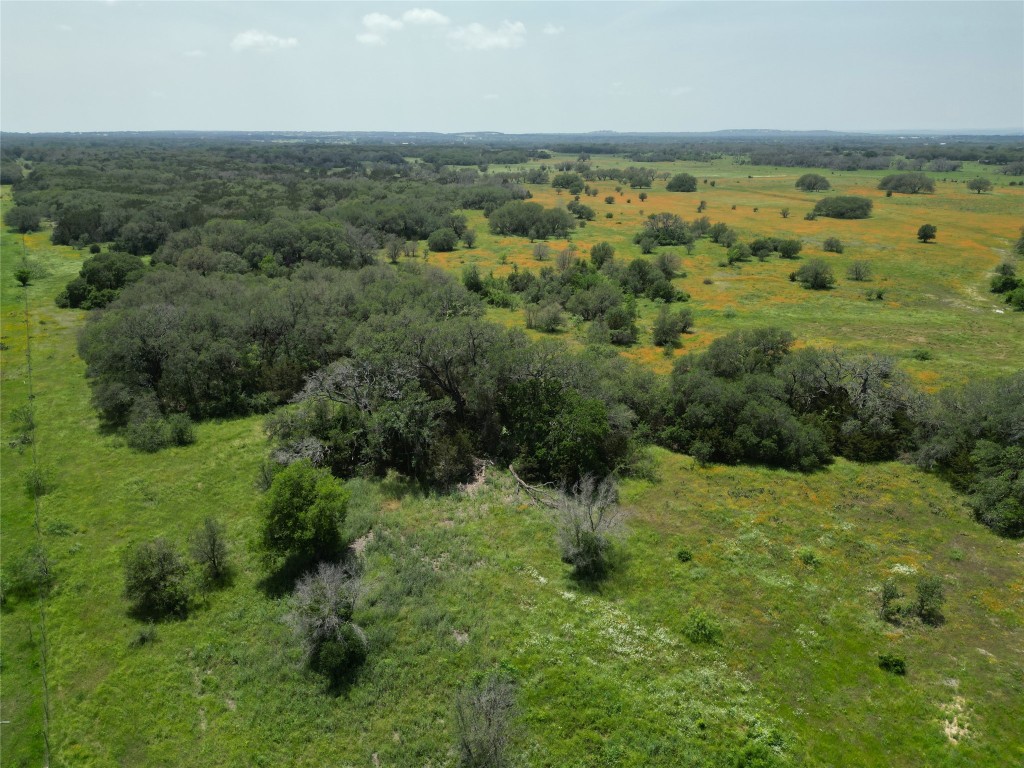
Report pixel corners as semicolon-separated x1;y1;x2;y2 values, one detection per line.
129;623;158;649
123;538;190;618
24;466;55;498
3;543;54;600
822;237;844;254
683;607;723;644
427;227;459;252
879;579;903;623
455;674;518;768
915;576;945;626
676;548;693;563
190;517;229;584
556;475;624;581
846;261;872;281
166;414;196;446
125;416;172;452
287;561;365;683
878;653;906;675
797;547;820;567
909;349;933;361
793;259;836;290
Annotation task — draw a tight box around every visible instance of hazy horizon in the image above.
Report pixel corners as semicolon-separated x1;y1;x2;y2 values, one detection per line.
2;1;1022;134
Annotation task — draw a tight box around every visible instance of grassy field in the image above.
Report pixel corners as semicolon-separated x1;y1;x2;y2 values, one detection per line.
2;162;1023;768
429;156;1023;383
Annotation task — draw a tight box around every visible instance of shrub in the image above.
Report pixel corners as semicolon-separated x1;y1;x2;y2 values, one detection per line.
24;466;54;498
590;241;615;268
524;301;564;333
878;653;906;675
683;607;722;644
259;459;347;563
847;261;872;281
915;576;945;626
556;475;624;581
811;196;873;219
532;242;550;261
3;543;54;600
166;413;196;446
287;562;366;683
129;623;158;648
795;173;831;192
604;195;615;205
822;237;844;254
879;579;903;623
652;306;694;347
190;517;229;583
123;538;190;618
427;227;460;252
917;224;937;243
797;547;820;567
676;548;693;563
455;674;518;768
793;259;836;290
125;415;172;452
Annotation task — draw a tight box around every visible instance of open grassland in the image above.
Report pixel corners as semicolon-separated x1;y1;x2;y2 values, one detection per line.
2;166;1023;767
435;156;1023;382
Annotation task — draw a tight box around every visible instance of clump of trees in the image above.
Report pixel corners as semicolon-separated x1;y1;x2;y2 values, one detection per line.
666;173;698;192
811;196;873;219
487;201;575;240
878;173;935;194
915;371;1024;537
664;329;923;469
55;250;145;309
795;174;831;192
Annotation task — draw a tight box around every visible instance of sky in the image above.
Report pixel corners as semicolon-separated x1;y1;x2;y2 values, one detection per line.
2;1;1022;134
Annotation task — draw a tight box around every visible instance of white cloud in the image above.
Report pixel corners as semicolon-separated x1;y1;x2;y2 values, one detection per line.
542;23;564;36
356;32;386;46
183;49;206;58
362;12;403;32
448;21;526;51
403;8;449;26
231;30;298;53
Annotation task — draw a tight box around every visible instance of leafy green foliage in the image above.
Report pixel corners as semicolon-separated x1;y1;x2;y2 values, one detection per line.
122;538;190;619
795;173;831;192
486;201;575;240
878;173;935;194
917;224;937;243
878;653;906;675
666;173;698;192
792;259;836;290
190;517;230;584
811;196;873;219
683;608;723;644
259;460;347;563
